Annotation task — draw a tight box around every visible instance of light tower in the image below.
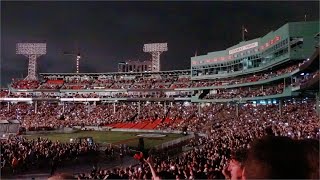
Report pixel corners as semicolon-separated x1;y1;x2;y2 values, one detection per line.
16;43;46;80
143;43;168;72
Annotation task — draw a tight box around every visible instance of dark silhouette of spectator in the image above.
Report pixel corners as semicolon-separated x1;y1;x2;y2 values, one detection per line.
244;136;319;179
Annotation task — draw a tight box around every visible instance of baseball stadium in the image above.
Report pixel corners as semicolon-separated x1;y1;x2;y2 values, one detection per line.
1;8;319;180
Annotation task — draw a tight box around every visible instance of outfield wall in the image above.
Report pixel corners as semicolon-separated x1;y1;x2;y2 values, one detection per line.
73;126;184;134
25;127;76;135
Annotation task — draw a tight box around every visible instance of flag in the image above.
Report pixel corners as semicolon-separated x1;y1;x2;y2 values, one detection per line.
133;152;144;161
242;25;248;41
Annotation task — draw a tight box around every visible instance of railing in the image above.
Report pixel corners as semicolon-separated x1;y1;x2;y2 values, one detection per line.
154;133;195;150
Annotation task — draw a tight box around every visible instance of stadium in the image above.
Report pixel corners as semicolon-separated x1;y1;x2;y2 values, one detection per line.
1;3;319;180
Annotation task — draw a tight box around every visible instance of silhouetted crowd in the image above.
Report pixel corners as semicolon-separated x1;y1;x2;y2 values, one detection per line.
0;137;99;175
74;100;319;179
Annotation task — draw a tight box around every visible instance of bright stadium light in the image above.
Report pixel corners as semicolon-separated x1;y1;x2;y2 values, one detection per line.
16;43;47;80
143;43;168;72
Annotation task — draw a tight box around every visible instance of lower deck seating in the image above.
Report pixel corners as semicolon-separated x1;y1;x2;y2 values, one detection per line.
106;119;163;130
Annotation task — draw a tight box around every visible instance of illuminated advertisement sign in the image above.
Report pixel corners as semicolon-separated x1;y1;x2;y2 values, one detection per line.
192;36;281;65
228;42;259;55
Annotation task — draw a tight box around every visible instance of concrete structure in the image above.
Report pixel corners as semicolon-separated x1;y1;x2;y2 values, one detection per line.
118;60;152;72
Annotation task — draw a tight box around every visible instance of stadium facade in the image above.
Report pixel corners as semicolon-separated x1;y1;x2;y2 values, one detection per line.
191;21;318;79
0;21;319;110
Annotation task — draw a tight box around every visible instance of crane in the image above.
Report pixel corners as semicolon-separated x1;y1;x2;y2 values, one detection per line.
63;42;82;73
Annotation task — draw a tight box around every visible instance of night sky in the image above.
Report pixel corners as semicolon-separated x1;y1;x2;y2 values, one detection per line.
1;1;319;87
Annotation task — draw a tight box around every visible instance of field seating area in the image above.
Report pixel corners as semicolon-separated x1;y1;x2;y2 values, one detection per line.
107;119;168;130
105;118;186;130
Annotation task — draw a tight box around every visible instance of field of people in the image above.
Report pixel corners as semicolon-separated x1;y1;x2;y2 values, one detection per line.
24;131;184;149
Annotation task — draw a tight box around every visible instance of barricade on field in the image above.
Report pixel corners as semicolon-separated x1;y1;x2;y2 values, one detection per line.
154;134;195;150
0;120;20;139
73;125;183;134
25;127;77;135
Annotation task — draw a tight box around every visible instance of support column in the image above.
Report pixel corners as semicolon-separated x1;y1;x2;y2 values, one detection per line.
35;101;38;113
279;99;283;116
164;102;166;113
113;103;116;114
138;101;141;114
198;103;201;114
7;102;10;111
236;103;239;117
62;103;65;113
316;92;320;116
170;102;173;107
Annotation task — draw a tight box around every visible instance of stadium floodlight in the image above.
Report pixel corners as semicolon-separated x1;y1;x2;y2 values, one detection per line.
143;43;168;72
16;43;46;80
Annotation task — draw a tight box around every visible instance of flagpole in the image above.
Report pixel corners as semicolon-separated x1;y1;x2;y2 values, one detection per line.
242;25;245;42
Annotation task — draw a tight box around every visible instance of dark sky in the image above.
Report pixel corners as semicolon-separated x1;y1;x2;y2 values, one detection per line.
1;1;319;86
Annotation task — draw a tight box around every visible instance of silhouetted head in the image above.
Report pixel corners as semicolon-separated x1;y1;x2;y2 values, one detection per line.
48;173;75;180
244;136;319;179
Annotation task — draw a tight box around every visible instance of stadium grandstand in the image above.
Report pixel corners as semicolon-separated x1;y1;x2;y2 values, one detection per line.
1;21;319;179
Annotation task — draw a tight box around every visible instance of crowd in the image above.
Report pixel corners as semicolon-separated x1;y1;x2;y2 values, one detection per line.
0;91;192;99
0;102;169;129
11;79;40;89
292;70;319;87
191;63;299;88
204;83;285;99
0;98;319;179
0;136;99;175
0;89;9;97
1;99;319;139
74;99;319;179
9;63;300;91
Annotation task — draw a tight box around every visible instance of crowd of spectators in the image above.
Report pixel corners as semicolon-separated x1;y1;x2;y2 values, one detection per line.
9;63;300;91
0;137;99;175
11;79;40;89
291;70;319;87
0;99;318;139
204;83;285;99
0;89;192;99
74;99;319;179
191;63;299;88
0;89;9;97
0;98;319;179
39;79;64;89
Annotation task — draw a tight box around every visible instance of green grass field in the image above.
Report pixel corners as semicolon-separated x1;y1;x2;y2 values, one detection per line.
24;131;183;149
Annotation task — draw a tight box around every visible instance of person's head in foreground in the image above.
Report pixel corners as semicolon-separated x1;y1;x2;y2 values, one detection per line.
223;149;247;180
47;173;75;180
243;136;319;179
